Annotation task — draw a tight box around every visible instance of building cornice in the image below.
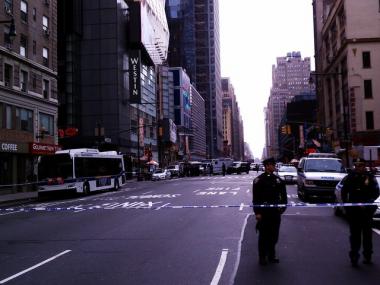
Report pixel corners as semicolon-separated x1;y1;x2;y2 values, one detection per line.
0;47;57;78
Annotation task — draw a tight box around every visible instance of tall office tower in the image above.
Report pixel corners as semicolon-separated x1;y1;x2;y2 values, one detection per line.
166;0;223;158
189;85;206;160
0;0;59;190
58;0;169;164
265;52;313;158
221;77;243;160
313;0;380;165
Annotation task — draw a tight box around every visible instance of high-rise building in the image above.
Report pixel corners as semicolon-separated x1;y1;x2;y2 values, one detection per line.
221;77;244;160
265;52;314;158
58;0;169;166
313;0;380;165
0;0;59;190
166;0;223;158
189;85;206;160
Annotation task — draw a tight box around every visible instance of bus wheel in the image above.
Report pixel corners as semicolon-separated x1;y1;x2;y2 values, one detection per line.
114;179;120;191
83;183;90;195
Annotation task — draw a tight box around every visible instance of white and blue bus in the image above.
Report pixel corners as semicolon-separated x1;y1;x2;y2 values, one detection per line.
38;149;126;196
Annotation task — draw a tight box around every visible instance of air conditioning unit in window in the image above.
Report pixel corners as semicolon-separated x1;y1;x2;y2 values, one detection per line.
44;0;50;6
43;29;50;37
4;6;12;15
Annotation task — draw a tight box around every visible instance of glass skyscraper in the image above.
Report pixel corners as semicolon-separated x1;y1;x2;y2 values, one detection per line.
165;0;223;158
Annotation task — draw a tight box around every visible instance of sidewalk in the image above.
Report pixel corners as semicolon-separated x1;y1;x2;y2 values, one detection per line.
0;191;38;205
0;178;143;206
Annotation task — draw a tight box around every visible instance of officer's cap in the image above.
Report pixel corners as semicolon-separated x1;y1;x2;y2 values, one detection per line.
353;157;366;165
262;157;276;166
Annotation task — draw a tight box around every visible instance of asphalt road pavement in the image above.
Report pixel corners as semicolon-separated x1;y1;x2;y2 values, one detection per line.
1;173;380;285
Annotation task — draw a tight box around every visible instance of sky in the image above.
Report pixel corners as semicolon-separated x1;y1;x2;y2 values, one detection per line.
219;0;315;158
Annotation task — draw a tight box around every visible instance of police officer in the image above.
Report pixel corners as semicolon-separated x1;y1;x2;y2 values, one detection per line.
252;157;288;265
341;157;379;267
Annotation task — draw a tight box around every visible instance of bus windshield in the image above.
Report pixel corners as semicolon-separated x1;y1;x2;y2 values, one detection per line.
38;154;73;180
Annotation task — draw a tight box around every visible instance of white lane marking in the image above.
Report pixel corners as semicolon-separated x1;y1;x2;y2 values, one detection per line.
193;190;200;193
239;203;245;211
0;210;24;216
246;189;250;194
0;250;72;284
373;228;380;236
210;249;229;285
155;203;171;210
142;191;152;194
230;214;250;285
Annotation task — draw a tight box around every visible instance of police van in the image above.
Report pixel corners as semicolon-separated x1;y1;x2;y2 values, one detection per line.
297;156;347;201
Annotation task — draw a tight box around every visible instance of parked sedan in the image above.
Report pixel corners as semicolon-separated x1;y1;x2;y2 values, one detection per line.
151;169;171;181
334;175;380;224
277;165;298;184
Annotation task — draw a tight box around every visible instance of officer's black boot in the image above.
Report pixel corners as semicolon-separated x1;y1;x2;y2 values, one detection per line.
349;252;359;267
259;256;267;266
363;254;372;265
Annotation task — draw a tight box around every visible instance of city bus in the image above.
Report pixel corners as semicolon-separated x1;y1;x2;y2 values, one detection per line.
38;148;126;196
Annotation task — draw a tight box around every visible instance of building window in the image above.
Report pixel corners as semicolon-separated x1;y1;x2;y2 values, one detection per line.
32;7;36;21
42;47;48;66
4;0;13;14
364;80;373;99
43;79;49;99
21;70;28;92
6;105;12;129
362;51;371;68
365;111;374;130
32;40;36;55
4;64;13;87
4;26;12;47
20;35;27;57
20;0;28;22
42;16;49;31
39;113;54;135
16;107;33;132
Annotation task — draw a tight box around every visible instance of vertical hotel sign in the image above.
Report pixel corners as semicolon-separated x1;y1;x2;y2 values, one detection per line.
129;50;141;104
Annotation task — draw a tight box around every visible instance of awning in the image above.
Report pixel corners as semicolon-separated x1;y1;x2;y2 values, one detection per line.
146;160;159;166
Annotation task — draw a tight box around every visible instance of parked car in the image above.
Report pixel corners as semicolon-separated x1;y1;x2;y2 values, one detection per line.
297;157;347;201
227;161;250;174
151;169;171;181
167;165;180;177
335;175;380;225
277;165;298;184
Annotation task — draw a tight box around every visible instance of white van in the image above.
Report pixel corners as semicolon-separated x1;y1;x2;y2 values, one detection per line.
297;157;347;201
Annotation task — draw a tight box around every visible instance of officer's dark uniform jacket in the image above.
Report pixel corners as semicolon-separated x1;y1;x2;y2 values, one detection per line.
341;172;379;214
252;172;288;215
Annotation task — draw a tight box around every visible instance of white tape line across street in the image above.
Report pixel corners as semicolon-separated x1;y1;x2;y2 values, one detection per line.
0;202;379;212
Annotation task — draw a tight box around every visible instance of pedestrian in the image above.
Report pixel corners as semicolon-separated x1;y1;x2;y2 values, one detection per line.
256;164;259;173
341;157;379;267
222;162;226;176
252;157;288;266
209;163;213;176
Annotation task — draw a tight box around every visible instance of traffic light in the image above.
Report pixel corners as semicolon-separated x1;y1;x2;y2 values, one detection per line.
281;125;291;135
286;125;291;135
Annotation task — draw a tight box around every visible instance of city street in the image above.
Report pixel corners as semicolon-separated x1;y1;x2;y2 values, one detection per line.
1;173;380;285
